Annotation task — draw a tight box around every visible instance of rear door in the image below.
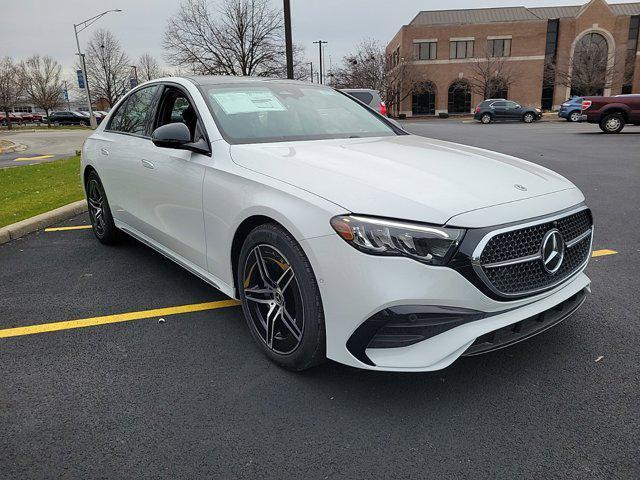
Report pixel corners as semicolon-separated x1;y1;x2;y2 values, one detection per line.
133;84;209;269
491;101;507;119
92;85;161;228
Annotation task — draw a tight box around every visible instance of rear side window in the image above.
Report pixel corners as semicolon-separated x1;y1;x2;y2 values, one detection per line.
107;85;159;136
348;91;374;106
491;101;506;108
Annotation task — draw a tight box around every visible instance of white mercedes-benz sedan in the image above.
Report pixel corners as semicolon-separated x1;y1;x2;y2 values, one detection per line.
81;76;593;371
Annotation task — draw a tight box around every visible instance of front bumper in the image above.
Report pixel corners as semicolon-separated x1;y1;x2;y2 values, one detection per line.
301;234;591;372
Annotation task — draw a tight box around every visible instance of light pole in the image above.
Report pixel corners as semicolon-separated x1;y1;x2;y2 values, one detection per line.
283;0;294;79
130;65;138;88
308;62;313;83
313;40;327;84
74;9;123;128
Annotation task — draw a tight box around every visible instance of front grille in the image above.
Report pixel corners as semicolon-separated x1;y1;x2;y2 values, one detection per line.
474;209;593;297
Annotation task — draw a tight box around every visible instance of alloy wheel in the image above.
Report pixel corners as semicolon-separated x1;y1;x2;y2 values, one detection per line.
242;244;304;354
570;111;580;122
524;113;534;123
87;179;106;237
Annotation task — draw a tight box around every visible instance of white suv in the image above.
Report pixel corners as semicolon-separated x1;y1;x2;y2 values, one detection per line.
81;76;593;371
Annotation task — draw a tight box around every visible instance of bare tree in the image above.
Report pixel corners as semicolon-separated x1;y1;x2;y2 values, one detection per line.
468;50;518;99
384;58;423;117
20;55;64;127
83;29;130;107
163;0;287;77
330;39;386;93
0;57;24;129
137;53;163;82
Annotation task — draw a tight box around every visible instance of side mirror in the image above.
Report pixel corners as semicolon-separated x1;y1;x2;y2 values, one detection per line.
151;122;211;156
151;122;191;149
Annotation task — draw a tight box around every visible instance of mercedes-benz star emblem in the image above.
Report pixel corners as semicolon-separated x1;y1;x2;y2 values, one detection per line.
541;229;565;274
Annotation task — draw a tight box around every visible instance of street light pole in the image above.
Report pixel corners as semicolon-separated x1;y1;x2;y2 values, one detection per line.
313;40;327;84
283;0;294;79
73;9;123;128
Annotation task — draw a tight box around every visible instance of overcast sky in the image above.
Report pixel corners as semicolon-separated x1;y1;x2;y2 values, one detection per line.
1;0;638;77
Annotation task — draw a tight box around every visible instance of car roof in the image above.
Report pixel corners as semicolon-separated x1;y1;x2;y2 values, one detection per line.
182;75;315;87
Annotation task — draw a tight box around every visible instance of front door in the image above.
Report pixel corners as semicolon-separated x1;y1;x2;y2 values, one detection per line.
135;85;209;269
504;101;522;120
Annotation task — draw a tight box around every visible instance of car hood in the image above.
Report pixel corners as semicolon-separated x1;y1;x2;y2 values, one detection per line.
230;135;577;225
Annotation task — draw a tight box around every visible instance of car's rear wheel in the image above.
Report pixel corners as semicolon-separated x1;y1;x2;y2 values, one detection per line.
238;223;325;371
480;113;492;124
523;112;535;123
86;171;120;244
568;111;581;122
599;113;625;134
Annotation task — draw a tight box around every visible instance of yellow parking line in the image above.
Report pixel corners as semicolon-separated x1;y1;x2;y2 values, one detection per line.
14;154;54;161
44;225;92;232
591;249;617;257
0;299;240;339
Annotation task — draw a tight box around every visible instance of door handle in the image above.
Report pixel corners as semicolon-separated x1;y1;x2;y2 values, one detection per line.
100;148;109;156
141;159;155;169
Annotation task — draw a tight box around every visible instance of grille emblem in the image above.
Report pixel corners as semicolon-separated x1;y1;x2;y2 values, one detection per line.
541;229;565;274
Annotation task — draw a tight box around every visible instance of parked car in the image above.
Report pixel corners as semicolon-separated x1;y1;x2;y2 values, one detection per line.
0;112;25;125
580;94;640;133
474;99;542;124
558;96;583;122
47;111;91;126
81;77;592;372
341;88;387;116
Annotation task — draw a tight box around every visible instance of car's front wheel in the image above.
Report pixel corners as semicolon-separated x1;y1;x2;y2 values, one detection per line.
523;112;536;123
480;113;492;124
599;113;625;134
86;171;121;244
568;111;581;122
238;223;325;371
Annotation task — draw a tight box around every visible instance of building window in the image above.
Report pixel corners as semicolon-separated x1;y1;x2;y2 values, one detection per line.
412;81;437;115
540;19;559;110
413;42;437;60
450;40;474;59
487;38;511;57
448;79;471;113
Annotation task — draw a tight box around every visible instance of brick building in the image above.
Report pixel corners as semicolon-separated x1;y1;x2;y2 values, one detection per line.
386;0;640;116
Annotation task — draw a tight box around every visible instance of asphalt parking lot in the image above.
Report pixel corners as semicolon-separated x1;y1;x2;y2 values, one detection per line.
1;121;638;479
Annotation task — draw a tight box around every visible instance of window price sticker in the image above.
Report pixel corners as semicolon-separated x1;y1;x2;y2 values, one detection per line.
211;90;287;114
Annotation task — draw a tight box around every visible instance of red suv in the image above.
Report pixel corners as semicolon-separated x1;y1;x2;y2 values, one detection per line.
580;94;640;133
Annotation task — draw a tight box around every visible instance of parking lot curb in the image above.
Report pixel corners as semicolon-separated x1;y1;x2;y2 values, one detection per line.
0;200;87;245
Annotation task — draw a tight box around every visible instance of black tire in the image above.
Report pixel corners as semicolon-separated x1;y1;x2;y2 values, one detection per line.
568;110;581;122
237;223;326;371
599;113;625;134
480;113;492;124
85;171;121;245
523;112;535;123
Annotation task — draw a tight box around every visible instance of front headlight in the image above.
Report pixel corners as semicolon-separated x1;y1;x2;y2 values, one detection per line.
330;215;465;265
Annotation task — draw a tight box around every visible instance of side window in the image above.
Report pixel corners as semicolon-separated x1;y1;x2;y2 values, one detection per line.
492;101;506;108
108;85;159;135
505;101;519;109
107;99;129;132
349;91;374;105
155;87;202;142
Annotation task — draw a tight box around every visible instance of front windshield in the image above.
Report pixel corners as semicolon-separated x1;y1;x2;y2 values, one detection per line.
201;83;396;144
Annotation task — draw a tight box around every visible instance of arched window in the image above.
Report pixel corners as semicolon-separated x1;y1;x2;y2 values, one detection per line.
570;32;608;96
412;81;437;115
448;79;471;114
